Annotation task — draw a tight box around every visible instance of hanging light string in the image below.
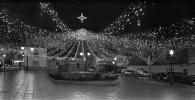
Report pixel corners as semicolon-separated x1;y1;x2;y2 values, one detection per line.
99;2;146;36
40;2;72;34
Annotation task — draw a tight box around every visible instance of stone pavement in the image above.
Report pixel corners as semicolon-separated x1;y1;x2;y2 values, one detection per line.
0;70;71;100
0;70;114;100
0;70;194;100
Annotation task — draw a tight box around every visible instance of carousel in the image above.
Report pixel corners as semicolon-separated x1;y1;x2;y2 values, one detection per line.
48;56;119;84
47;29;120;84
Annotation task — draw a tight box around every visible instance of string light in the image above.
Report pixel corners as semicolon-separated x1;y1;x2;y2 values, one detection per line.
99;2;146;36
0;2;194;65
40;2;72;34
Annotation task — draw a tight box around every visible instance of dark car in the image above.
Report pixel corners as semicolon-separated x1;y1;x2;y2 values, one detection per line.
167;72;195;85
189;75;195;85
164;72;185;80
152;72;167;81
190;75;195;80
178;75;195;85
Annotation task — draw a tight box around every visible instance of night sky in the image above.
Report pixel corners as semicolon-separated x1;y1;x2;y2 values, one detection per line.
1;0;195;33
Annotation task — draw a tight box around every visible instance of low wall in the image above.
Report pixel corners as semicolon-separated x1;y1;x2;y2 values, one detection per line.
127;64;195;75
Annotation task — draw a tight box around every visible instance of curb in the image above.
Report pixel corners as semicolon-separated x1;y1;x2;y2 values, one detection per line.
48;75;120;85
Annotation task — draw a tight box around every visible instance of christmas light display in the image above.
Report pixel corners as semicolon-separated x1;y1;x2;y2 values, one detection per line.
122;20;194;66
81;40;86;60
129;40;168;66
0;2;195;66
99;2;146;36
40;2;72;34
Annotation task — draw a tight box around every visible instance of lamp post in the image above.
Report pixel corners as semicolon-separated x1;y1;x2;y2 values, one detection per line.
96;58;100;73
112;61;116;73
21;47;24;50
169;49;174;85
114;57;117;73
86;52;90;70
149;45;152;75
3;54;6;71
87;52;90;56
80;52;84;56
169;50;174;73
28;48;34;70
79;52;84;70
21;47;25;69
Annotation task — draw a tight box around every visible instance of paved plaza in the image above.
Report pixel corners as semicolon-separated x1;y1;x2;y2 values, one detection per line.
0;70;194;100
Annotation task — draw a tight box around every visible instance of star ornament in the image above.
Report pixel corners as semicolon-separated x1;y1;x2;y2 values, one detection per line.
77;13;87;23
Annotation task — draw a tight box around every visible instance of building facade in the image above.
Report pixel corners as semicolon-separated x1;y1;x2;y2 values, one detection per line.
24;47;47;70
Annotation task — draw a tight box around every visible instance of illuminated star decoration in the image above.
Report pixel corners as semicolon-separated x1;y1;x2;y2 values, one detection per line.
77;13;87;23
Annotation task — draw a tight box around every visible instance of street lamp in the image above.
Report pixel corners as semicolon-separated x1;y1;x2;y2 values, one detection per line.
112;61;115;64
169;49;174;72
30;48;34;51
21;47;24;50
87;52;91;56
27;48;34;70
113;57;117;73
169;49;174;85
3;54;6;58
3;54;6;71
169;50;174;56
80;52;84;56
96;57;100;73
21;47;25;69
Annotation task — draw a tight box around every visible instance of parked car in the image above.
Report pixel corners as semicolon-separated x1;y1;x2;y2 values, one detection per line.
166;72;195;85
189;75;195;85
163;72;184;80
4;64;12;68
135;70;150;77
152;72;167;81
124;70;136;76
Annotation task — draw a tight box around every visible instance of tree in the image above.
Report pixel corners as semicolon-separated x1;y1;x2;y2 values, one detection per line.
129;40;168;74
